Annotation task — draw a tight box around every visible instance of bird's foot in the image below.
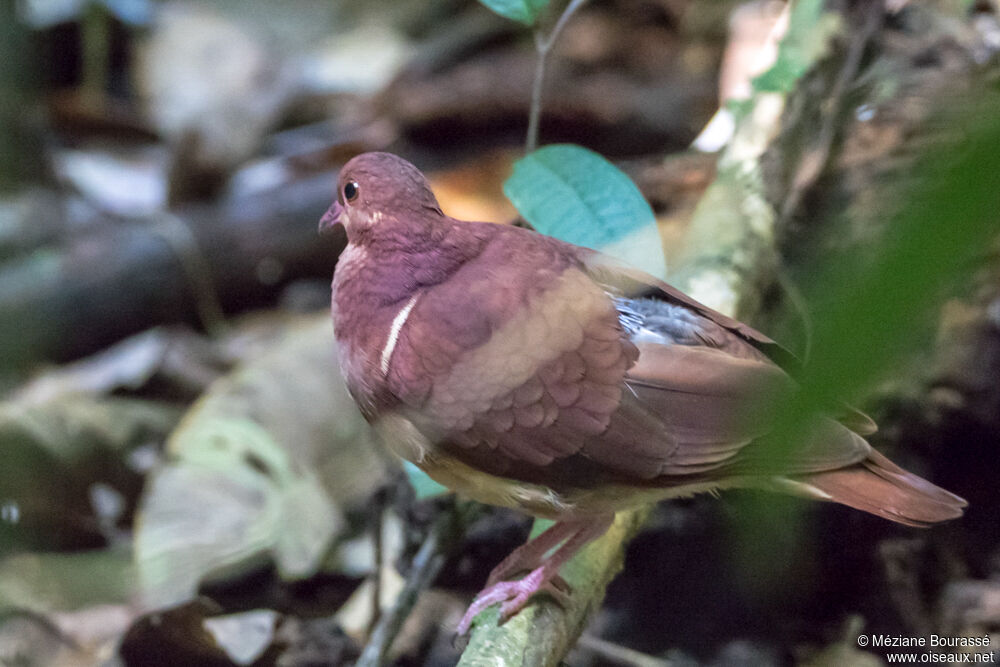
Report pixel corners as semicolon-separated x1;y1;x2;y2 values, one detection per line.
456;565;572;635
485;563;574;591
455;515;613;636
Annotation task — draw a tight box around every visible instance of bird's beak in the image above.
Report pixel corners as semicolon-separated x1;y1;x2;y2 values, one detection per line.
318;202;344;234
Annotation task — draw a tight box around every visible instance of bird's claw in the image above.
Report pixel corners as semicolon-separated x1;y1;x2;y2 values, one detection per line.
486;567;571;591
456;567;573;635
497;576;572;618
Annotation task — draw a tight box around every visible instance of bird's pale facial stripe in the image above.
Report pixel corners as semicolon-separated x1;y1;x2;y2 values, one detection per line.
381;294;420;375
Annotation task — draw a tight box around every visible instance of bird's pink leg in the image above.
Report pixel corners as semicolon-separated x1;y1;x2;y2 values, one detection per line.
484;520;580;588
457;514;614;635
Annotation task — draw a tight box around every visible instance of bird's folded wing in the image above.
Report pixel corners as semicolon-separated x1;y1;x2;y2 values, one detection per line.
414;315;869;487
603;342;871;479
580;250;800;370
401;304;866;490
581;249;879;437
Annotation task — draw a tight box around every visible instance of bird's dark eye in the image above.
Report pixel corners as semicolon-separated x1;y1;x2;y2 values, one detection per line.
343;181;359;202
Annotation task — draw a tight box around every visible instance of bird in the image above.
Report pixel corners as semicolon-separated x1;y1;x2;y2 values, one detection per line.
320;151;966;635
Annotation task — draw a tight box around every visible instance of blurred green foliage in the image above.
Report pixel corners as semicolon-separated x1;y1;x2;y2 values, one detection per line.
734;91;1000;580
779;95;1000;443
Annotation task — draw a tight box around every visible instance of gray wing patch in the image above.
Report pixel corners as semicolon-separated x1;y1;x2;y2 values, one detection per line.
616;296;732;348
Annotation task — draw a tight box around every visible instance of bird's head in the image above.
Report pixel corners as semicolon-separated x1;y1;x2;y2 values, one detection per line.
318;152;444;241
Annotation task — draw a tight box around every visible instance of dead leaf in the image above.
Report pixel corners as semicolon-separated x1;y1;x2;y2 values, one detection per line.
135;315;388;609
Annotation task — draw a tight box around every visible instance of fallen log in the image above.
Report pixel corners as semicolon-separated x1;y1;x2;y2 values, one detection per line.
0;170;345;371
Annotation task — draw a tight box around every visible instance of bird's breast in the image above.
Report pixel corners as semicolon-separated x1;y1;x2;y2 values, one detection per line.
331;243;419;412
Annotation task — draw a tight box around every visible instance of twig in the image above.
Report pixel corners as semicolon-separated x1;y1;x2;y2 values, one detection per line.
357;500;474;667
778;2;884;225
525;34;548;154
367;488;388;638
525;0;590;152
576;633;678;667
770;3;883;361
776;268;814;364
149;212;229;337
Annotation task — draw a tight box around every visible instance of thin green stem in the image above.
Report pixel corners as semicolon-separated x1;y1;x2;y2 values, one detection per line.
542;0;589;52
525;32;548;153
525;0;590;153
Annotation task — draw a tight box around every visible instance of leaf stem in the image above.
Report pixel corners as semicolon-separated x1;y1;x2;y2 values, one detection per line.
526;0;590;153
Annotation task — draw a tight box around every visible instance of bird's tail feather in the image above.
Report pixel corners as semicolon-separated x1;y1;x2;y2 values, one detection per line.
790;449;967;527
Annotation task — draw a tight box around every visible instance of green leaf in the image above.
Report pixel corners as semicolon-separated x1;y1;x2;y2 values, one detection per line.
477;0;549;26
504;144;667;278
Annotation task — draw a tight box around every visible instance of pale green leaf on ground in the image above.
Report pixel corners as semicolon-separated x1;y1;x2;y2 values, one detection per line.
135;448;332;608
0;610;99;667
0;548;134;613
135;316;387;609
1;396;180;464
0;396;180;551
276;476;343;575
476;0;549;26
13;329;172;404
504;144;667;278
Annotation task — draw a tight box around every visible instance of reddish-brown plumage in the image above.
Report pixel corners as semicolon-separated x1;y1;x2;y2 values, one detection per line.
324;152;966;633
